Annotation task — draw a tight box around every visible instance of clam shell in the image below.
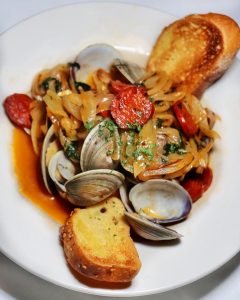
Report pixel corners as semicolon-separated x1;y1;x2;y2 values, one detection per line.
120;184;182;240
65;169;125;207
129;179;192;224
41;125;56;194
73;44;121;83
80;120;120;172
125;212;182;240
113;58;145;84
48;150;76;194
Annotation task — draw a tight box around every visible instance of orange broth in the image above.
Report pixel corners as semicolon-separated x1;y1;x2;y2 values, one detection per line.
12;128;72;224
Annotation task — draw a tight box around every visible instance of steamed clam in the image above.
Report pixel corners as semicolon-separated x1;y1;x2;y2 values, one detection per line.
41;125;57;194
129;179;192;224
42;119;122;206
124;212;182;241
70;44;122;88
65;169;125;206
119;179;192;240
80;120;120;172
48;150;76;193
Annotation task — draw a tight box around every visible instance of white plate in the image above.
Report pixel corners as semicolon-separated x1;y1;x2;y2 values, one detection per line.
0;2;240;297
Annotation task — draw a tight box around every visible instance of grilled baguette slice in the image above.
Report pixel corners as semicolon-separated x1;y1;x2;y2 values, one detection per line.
60;197;141;282
147;13;240;97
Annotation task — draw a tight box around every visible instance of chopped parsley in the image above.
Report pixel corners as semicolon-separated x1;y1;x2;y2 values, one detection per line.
84;121;95;132
127;130;136;145
41;77;62;93
104;120;117;135
75;81;91;92
121;159;128;165
163;142;187;156
132;147;154;161
98;120;117;140
126;121;142;132
64;142;80;160
106;149;113;156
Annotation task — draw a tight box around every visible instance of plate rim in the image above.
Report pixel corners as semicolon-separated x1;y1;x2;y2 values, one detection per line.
0;2;240;297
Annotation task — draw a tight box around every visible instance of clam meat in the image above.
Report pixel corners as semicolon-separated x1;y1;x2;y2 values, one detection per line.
129;179;192;224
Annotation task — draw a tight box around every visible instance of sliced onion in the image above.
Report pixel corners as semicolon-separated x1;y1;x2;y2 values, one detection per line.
138;153;194;181
79;91;97;124
96;93;114;113
30;100;46;155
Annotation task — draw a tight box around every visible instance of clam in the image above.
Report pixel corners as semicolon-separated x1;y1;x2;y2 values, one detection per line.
48;150;76;193
41;120;123;205
124;212;182;241
113;58;145;84
119;179;192;240
80;120;120;172
71;44;121;85
65;169;125;206
41;125;56;193
129;179;192;224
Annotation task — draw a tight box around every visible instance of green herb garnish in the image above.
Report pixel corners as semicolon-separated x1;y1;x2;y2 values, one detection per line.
163;142;187;156
104;120;117;136
84;121;95;132
106;149;113;156
65;142;80;160
75;81;91;92
41;77;62;93
132;147;154;161
98;120;117;140
126;121;142;132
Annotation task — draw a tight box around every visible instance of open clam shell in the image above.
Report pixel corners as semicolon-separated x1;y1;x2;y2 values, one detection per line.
48;150;76;193
41;125;56;194
113;58;145;84
72;44;121;84
119;180;191;241
80;120;120;172
129;179;192;224
124;212;182;241
65;169;125;207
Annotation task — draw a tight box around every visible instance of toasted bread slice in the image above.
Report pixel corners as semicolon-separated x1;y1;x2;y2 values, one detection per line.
60;197;141;282
147;13;240;97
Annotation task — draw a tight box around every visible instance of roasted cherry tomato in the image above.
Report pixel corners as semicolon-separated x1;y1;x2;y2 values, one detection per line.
181;168;213;202
4;93;32;128
110;81;154;129
172;99;198;137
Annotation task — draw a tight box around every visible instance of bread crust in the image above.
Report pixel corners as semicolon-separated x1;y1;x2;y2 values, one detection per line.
60;199;141;283
147;13;240;97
